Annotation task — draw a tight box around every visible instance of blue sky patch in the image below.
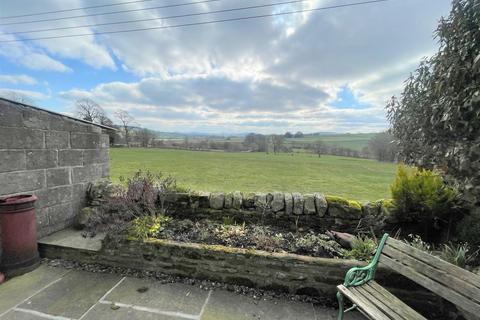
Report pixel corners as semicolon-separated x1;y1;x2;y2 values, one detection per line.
331;86;369;109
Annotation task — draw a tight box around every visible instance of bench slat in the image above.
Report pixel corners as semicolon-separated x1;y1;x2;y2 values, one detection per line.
363;282;427;320
350;286;403;320
386;237;480;289
380;254;480;315
338;285;393;320
382;245;480;305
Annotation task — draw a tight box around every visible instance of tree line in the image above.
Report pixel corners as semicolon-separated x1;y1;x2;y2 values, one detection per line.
76;98;396;162
2;92;396;162
148;131;397;162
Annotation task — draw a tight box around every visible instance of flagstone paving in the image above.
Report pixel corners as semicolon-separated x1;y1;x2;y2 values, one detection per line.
0;264;364;320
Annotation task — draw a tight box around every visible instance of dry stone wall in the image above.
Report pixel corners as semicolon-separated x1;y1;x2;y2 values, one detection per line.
163;191;396;233
0;98;110;245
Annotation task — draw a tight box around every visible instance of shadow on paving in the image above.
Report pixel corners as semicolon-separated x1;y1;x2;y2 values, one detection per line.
0;263;364;320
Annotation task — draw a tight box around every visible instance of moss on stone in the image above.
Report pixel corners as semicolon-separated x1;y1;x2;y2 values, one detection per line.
326;195;362;219
326;195;362;210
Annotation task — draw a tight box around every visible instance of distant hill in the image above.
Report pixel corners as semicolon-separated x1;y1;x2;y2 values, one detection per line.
127;127;377;151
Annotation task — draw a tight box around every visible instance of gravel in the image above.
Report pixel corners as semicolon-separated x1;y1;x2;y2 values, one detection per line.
42;258;334;307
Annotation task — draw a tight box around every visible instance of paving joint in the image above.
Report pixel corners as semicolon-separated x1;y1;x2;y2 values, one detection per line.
77;277;126;320
99;300;199;319
198;290;212;319
0;270;71;318
13;307;73;320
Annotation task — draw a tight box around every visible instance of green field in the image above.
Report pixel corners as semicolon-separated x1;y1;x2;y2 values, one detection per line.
285;133;376;151
110;148;396;201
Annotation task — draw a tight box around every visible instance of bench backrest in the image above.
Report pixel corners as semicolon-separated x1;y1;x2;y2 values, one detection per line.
379;236;480;315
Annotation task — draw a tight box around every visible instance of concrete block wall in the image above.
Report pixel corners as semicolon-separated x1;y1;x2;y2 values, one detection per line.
0;98;110;243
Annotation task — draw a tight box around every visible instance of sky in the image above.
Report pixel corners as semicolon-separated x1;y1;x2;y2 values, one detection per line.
0;0;452;134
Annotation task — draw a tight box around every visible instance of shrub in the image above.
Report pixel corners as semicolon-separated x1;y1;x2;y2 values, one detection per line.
345;236;377;261
390;165;458;238
402;234;478;269
87;170;177;236
128;215;172;240
386;0;480;211
456;210;480;249
117;170;160;216
438;243;478;269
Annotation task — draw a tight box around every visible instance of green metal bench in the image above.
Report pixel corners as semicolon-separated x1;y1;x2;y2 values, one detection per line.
337;233;480;320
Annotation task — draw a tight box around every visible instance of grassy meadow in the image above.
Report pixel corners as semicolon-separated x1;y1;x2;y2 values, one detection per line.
285;133;376;151
110;148;396;201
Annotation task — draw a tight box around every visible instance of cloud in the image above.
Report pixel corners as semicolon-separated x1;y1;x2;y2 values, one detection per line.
0;74;37;85
60;74;330;113
0;0;116;70
0;88;49;101
59;75;386;134
1;0;452;133
0;36;71;72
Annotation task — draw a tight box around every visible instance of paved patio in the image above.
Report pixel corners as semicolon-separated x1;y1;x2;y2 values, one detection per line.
0;264;363;320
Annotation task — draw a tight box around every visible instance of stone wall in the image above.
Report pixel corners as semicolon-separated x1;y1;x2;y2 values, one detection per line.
160;191;396;233
39;238;443;317
0;98;110;245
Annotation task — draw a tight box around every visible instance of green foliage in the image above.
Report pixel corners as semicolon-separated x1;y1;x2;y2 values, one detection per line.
390;165;457;223
387;0;480;208
438;243;478;269
128;215;172;240
456;210;480;249
222;216;235;226
403;234;478;269
345;236;377;261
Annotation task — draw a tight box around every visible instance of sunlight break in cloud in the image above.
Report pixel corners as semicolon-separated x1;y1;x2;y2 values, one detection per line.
0;0;452;133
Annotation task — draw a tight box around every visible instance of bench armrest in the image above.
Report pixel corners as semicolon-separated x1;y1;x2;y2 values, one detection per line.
343;233;389;287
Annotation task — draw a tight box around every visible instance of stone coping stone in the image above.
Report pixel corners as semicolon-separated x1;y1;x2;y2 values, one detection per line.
38;228;105;252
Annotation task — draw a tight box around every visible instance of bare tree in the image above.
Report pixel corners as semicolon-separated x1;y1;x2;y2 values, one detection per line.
75;98;105;122
98;113;113;126
368;132;397;162
311;139;326;157
183;136;190;149
271;135;285;154
138;128;155;147
115;110;135;147
243;133;267;152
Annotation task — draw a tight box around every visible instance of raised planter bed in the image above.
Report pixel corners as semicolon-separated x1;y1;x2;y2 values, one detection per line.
39;229;443;317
